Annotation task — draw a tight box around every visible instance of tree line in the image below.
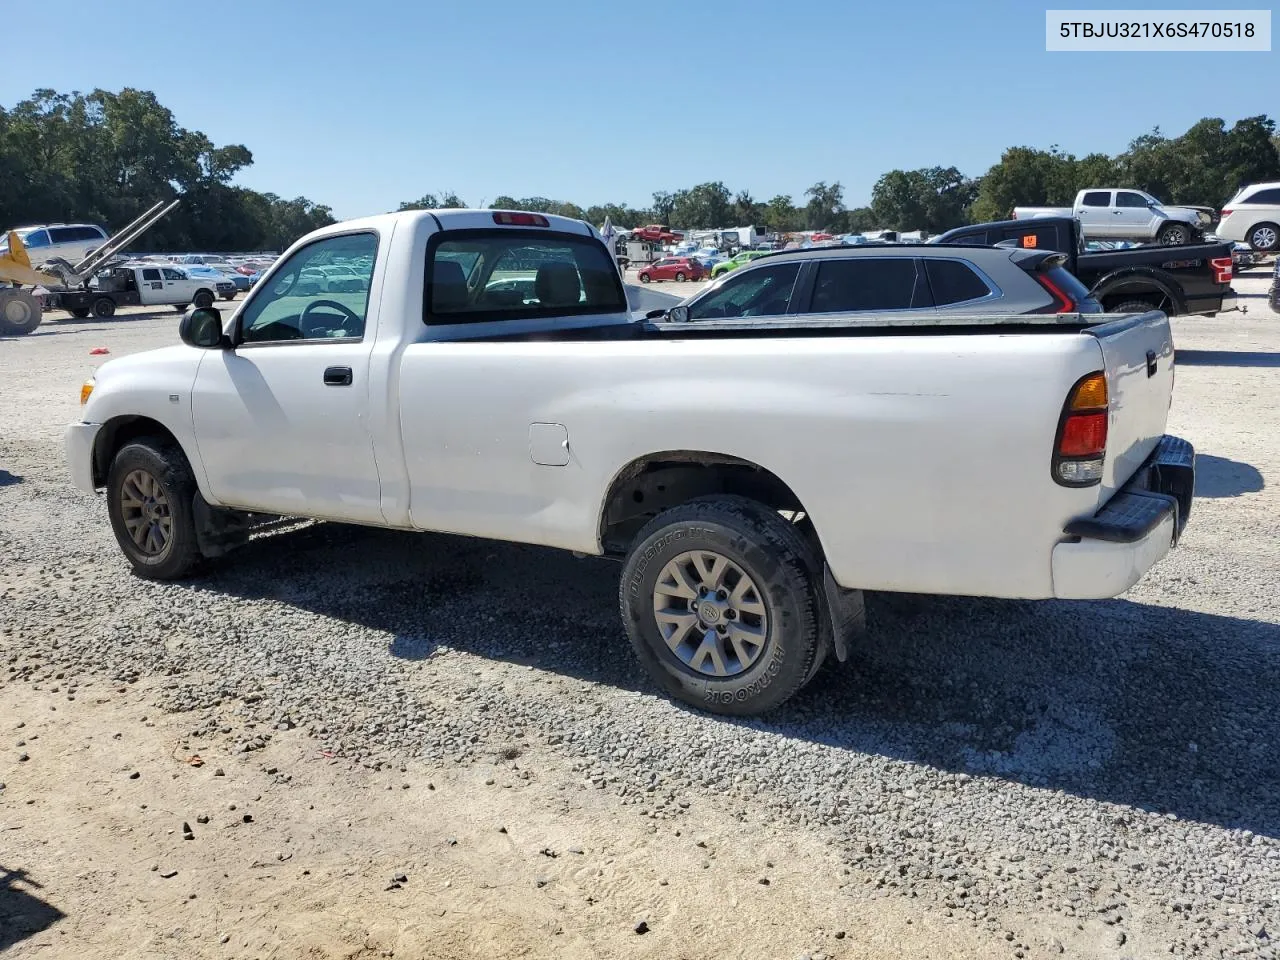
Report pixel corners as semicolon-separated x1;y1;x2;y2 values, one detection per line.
5;88;1279;254
1;88;336;253
448;116;1280;236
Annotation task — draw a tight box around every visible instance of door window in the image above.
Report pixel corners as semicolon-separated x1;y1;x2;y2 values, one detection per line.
21;229;50;248
239;232;378;344
1081;191;1111;207
687;262;802;319
1116;191;1150;208
808;258;919;313
141;268;162;282
49;227;80;244
161;268;185;280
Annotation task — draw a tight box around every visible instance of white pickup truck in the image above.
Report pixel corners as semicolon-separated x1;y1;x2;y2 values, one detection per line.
64;209;1196;715
1013;188;1215;245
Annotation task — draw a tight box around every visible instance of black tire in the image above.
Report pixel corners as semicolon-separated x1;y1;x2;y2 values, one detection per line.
70;308;92;319
619;495;824;716
173;303;189;312
675;272;686;282
1248;222;1279;253
92;297;116;318
222;293;237;301
0;290;43;335
1111;299;1160;315
639;273;651;283
1157;223;1191;245
106;439;202;580
193;290;215;309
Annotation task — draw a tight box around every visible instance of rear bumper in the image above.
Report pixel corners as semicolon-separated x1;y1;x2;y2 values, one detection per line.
1052;435;1194;599
65;421;102;495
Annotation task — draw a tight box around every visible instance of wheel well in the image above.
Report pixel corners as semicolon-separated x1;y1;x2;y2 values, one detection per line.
92;416;182;487
598;452;814;556
1100;288;1174;314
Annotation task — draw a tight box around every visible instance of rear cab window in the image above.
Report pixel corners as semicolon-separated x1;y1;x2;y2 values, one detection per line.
425;230;625;324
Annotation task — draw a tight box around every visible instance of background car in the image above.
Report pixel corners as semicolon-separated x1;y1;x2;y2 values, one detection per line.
710;249;772;278
631;224;684;244
638;257;705;283
677;245;1101;321
184;265;249;298
1217;182;1280;252
0;223;108;267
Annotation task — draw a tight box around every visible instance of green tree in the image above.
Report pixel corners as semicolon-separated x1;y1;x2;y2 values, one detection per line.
651;190;675;224
762;194;799;233
733;190;761;225
670;181;732;229
803;181;844;230
871;167;977;232
398;191;465;211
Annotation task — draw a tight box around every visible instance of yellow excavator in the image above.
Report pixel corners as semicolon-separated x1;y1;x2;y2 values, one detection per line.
0;199;179;336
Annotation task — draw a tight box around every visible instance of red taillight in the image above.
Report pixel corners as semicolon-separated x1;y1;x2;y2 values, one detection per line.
492;211;549;227
1059;413;1107;456
1210;256;1232;284
1054;372;1108;486
1035;271;1075;313
1220;208;1232;218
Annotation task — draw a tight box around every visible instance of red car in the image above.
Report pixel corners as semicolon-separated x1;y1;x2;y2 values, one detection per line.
638;257;705;283
631;224;684;243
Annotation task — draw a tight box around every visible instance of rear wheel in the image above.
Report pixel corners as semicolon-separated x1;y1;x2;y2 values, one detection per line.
193;290;215;309
92;297;116;318
1248;222;1279;252
70;307;92;319
173;303;189;312
106;439;202;580
0;290;43;335
1157;223;1191;245
1111;299;1161;315
619;495;824;716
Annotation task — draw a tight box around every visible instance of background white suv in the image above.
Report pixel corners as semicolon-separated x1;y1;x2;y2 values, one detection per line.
1218;183;1280;253
0;223;109;266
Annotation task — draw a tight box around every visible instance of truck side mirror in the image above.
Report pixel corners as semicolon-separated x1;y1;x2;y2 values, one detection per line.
179;305;226;349
666;305;689;323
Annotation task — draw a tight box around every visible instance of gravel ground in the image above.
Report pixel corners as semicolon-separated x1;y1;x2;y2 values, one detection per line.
2;267;1279;958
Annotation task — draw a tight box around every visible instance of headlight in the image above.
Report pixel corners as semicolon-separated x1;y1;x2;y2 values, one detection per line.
80;380;94;405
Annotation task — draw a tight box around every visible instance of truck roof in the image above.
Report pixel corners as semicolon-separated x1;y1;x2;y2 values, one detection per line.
298;209;598;247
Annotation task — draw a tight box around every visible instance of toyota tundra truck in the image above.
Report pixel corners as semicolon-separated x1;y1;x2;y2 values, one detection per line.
64;209;1196;716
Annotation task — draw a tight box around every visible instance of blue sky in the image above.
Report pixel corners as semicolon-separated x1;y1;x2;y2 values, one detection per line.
4;0;1276;219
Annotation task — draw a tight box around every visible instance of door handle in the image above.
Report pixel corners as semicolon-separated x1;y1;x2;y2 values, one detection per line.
323;366;353;386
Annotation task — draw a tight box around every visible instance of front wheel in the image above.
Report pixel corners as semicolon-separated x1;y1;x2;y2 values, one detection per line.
675;272;686;282
1157;223;1190;245
173;303;189;312
619;496;823;716
1248;222;1279;252
193;290;215;309
70;307;92;319
639;273;651;283
222;293;237;301
106;439;202;580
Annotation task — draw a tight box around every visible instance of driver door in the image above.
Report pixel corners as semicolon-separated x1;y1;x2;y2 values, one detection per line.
190;231;385;523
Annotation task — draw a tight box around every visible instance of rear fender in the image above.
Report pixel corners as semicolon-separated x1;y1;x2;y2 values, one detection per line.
1091;267;1187;314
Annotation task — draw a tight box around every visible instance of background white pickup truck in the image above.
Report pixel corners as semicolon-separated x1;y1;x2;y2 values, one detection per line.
64;210;1196;715
1014;188;1215;245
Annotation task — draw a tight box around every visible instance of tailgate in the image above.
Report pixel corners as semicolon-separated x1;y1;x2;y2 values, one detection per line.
1089;311;1175;496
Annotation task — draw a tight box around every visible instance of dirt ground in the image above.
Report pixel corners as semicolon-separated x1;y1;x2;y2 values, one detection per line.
1;679;1002;960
